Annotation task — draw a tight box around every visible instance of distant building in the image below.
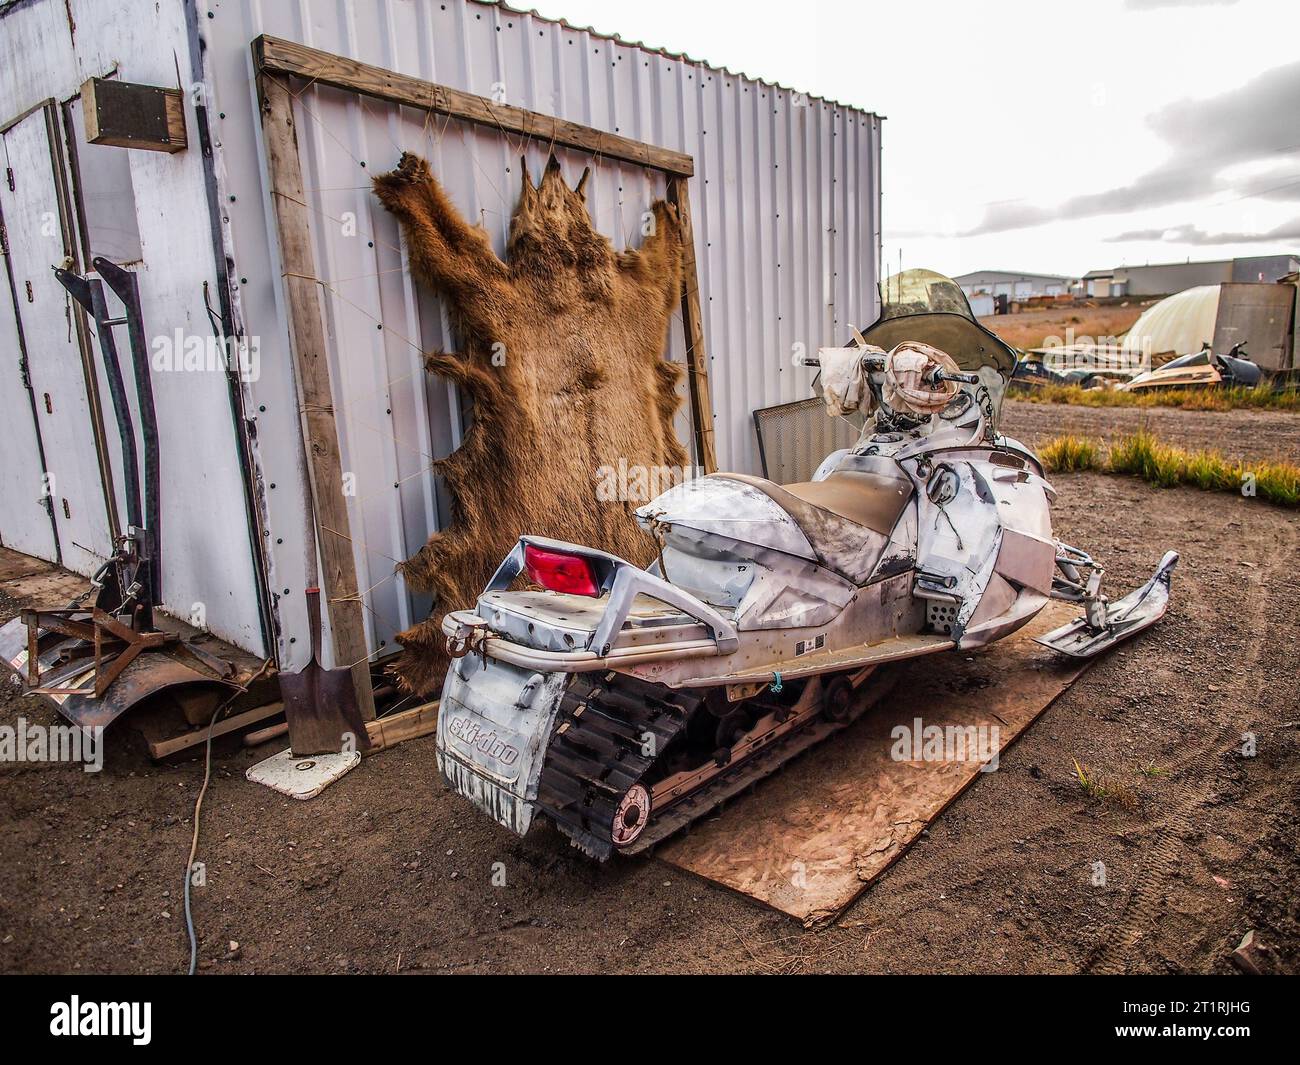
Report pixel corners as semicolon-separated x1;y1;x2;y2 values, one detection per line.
1083;255;1300;298
1231;254;1300;284
953;270;1072;300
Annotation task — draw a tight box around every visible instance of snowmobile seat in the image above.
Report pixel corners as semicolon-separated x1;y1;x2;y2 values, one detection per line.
782;471;914;537
714;470;914;584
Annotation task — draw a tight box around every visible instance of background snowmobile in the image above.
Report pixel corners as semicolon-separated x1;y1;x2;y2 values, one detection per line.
435;269;1178;859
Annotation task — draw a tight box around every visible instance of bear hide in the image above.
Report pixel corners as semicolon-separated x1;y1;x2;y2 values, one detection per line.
372;151;688;694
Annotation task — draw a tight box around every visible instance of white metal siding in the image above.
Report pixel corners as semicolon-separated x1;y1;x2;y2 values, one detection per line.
200;0;881;668
0;0;267;653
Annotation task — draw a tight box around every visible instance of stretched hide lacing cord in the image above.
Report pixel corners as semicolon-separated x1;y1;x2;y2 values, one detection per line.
285;67;692;270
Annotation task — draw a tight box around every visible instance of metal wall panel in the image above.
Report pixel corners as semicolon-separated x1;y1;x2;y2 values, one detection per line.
201;0;881;667
0;0;268;653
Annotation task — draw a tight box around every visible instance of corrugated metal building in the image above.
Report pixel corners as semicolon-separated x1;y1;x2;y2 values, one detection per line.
1087;256;1300;298
953;269;1071;299
0;0;883;672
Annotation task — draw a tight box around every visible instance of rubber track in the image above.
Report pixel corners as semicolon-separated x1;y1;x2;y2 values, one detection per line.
535;672;699;860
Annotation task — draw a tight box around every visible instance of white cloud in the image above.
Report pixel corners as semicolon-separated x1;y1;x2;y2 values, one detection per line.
530;0;1299;275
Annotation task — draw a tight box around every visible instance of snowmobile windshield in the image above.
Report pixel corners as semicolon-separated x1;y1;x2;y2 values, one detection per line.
856;268;1020;422
878;268;976;322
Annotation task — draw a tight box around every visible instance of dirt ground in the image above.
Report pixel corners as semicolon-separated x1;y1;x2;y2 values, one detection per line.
979;303;1147;350
1002;399;1300;467
1;419;1297;974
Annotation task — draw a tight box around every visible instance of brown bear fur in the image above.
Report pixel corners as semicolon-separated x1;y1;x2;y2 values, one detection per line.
372;152;687;694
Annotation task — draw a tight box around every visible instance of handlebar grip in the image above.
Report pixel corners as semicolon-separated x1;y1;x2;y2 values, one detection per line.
927;368;980;386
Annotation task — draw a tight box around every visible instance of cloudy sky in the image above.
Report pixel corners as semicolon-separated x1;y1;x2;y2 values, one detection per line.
529;0;1299;279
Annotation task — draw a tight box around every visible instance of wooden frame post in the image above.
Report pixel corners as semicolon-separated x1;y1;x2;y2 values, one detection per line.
667;176;717;473
254;68;376;729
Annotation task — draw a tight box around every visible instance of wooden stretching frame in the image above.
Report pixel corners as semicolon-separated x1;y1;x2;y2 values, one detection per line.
251;35;716;742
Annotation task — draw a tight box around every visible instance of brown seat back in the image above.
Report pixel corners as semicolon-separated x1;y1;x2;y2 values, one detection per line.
712;470;913;584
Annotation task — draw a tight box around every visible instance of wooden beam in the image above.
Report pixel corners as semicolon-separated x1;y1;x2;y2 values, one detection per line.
364;700;439;752
667;176;717;473
253;35;694;178
254;69;376;724
148;701;285;760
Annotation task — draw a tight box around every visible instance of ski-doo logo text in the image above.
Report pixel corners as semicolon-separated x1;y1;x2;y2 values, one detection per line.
889;717;1001;772
448;716;520;765
50;996;151;1045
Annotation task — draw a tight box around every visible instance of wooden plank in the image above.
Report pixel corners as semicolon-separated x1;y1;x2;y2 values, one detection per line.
253;35;694;178
657;601;1095;925
666;176;717;473
364;699;439;752
254;69;376;724
147;700;284;760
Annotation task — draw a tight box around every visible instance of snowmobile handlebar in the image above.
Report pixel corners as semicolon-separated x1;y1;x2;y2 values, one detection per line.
795;352;976;386
924;367;980;386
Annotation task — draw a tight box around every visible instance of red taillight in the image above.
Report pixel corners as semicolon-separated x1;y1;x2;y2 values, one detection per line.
524;544;600;596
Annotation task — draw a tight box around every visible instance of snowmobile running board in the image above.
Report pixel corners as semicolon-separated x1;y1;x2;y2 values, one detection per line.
686;632;954;687
1034;551;1179;659
443;608;955;682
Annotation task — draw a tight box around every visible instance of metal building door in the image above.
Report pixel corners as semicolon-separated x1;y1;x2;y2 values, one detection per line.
1213;283;1295;371
0;192;59;561
0;105;114;574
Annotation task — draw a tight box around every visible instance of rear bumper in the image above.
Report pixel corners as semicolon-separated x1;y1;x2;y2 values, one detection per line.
435;654;570;835
442;609;720;672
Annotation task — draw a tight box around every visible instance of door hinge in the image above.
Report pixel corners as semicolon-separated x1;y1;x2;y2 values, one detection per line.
4;167;13;192
0;218;7;255
41;494;54;517
18;355;31;389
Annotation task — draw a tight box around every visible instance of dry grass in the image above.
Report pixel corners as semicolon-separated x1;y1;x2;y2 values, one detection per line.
1038;428;1300;507
1072;758;1140;811
1037;434;1103;473
978;304;1145;350
1016;383;1300;412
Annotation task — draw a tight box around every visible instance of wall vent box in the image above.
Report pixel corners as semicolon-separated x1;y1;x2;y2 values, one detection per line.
80;78;187;154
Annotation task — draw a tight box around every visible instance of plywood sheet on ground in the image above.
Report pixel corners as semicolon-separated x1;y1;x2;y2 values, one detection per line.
658;601;1092;925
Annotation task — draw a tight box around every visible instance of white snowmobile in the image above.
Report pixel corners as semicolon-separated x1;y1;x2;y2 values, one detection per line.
435;269;1178;859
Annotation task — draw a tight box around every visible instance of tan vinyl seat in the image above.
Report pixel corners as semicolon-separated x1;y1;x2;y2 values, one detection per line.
713;470;914;583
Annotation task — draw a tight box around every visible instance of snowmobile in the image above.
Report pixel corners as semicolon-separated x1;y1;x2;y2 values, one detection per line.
435;269;1178;859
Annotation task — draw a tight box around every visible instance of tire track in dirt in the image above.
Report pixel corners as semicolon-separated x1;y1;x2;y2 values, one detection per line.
1085;512;1296;974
